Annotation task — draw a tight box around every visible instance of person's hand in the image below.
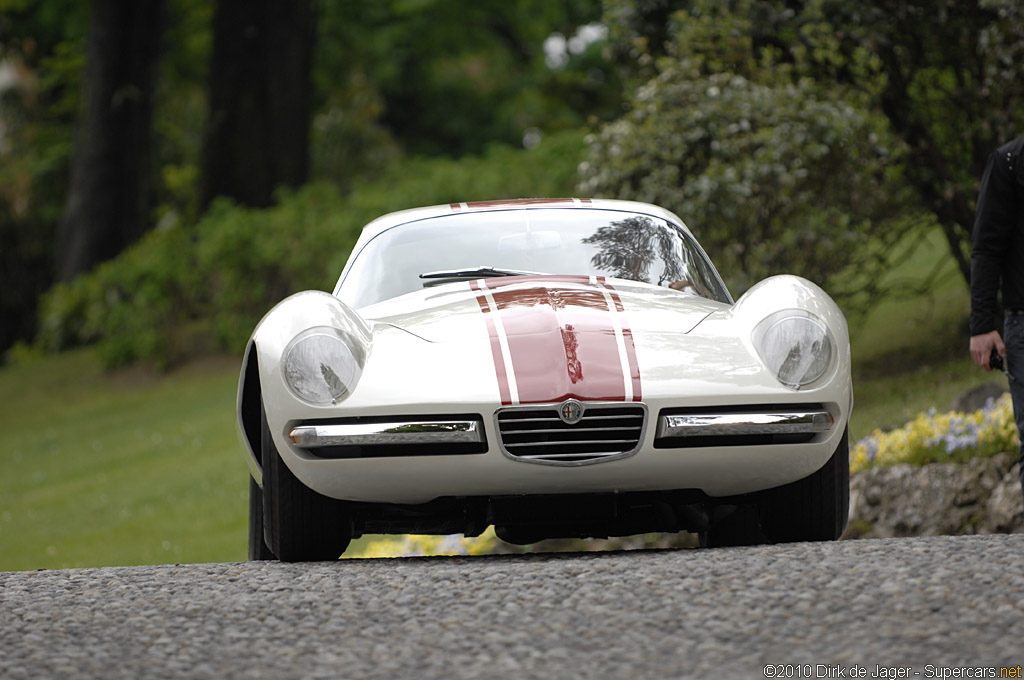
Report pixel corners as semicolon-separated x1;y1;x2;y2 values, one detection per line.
969;330;1005;370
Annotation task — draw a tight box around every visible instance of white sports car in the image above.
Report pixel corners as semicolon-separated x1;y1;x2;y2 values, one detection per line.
237;198;852;561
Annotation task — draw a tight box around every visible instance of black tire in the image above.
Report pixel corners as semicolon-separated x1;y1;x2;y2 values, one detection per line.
261;402;352;561
758;428;850;543
699;504;766;548
248;476;276;560
495;525;547;545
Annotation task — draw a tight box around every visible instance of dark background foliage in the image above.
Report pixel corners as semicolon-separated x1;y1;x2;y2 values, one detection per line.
1;0;1021;367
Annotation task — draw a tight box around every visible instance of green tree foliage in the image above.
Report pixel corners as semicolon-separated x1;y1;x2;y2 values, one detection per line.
816;0;1024;285
581;0;922;302
592;0;1024;293
0;0;88;352
313;0;619;159
1;0;619;361
34;132;585;368
151;0;211;225
601;0;689;81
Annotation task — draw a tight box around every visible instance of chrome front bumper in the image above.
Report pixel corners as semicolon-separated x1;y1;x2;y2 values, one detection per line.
655;408;834;439
286;405;833;460
289;419;485;448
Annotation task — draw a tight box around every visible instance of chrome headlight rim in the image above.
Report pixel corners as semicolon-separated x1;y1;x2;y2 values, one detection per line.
281;326;365;406
755;311;834;389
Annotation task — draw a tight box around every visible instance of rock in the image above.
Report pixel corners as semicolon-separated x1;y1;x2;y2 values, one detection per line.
948;382;1009;413
845;452;1023;539
986;463;1024;533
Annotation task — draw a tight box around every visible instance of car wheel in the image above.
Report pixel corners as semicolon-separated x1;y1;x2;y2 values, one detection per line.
495;525;548;545
758;427;850;543
248;477;276;560
699;504;766;548
261;401;353;561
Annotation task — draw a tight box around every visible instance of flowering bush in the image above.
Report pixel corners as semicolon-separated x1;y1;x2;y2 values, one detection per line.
352;527;504;559
349;527;693;559
850;393;1019;474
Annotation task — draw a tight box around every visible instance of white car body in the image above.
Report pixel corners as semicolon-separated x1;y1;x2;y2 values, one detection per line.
238;198;852;560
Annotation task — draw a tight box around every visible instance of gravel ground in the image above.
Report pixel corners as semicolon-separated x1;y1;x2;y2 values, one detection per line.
2;534;1022;679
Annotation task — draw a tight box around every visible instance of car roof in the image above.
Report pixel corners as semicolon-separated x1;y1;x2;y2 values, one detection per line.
355;198;694;242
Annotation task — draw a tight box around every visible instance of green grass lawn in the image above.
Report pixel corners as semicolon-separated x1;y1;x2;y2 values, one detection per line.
0;227;1005;571
0;350;248;570
846;227;1001;440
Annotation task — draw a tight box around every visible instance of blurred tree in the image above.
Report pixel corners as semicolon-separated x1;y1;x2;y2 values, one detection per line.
594;0;1024;291
602;0;688;82
0;205;51;355
313;0;619;160
0;0;88;352
150;0;211;225
55;0;166;282
816;0;1024;286
1;0;621;359
580;0;923;304
199;0;314;210
0;0;212;356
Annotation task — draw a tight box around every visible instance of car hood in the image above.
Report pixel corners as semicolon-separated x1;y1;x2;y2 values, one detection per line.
362;276;721;335
357;276;738;405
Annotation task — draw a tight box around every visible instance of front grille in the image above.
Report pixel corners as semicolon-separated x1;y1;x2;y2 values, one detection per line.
496;403;646;465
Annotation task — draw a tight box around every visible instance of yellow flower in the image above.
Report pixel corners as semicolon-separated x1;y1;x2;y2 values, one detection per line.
851;393;1019;472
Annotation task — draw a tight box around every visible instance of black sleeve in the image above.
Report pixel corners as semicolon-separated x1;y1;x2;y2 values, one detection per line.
970;144;1017;336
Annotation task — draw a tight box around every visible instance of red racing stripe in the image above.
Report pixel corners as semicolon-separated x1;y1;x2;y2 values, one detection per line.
595;279;642;402
473;276;641;404
469;281;512;405
451;198;578;212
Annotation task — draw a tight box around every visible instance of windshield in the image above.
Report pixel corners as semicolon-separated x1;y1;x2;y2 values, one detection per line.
336;208;732;308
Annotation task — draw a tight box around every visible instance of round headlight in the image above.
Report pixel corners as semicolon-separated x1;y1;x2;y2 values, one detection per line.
759;315;832;388
282;328;363;405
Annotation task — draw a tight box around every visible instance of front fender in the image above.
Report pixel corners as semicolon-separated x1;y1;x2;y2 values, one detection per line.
236;291;373;484
730;275;849;340
694;275;852;406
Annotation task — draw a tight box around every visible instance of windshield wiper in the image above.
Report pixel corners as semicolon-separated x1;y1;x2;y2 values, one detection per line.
419;266;545;280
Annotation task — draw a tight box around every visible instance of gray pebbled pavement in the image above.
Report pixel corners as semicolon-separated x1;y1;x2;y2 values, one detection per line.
2;534;1022;679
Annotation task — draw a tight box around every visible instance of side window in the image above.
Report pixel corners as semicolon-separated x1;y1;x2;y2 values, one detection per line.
677;237;732;304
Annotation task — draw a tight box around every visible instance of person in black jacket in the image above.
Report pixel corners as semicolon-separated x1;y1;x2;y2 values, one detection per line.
969;134;1024;503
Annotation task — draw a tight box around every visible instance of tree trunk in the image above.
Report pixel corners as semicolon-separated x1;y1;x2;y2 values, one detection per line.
56;0;165;283
199;0;315;211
